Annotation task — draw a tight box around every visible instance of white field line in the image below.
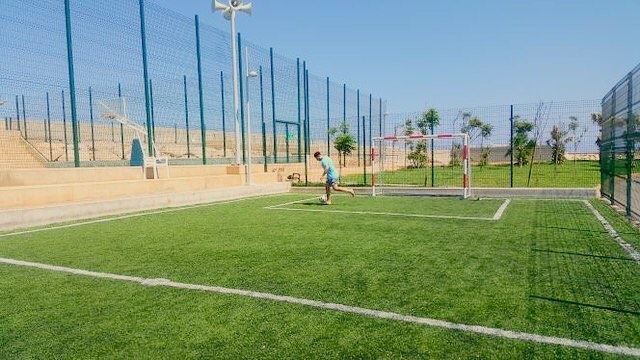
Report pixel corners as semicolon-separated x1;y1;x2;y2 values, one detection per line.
266;207;498;221
266;196;506;221
0;194;287;239
0;256;638;357
583;200;640;263
264;197;320;209
492;199;511;220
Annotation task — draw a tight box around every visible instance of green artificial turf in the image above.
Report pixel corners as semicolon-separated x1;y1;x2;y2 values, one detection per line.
339;160;600;188
0;194;638;359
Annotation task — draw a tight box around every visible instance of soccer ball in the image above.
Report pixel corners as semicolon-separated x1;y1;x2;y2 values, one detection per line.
319;195;327;203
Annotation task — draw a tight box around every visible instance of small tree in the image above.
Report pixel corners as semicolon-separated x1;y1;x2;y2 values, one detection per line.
546;124;571;165
417;108;440;135
461;116;493;167
331;122;356;170
506;118;535;166
568;116;587;163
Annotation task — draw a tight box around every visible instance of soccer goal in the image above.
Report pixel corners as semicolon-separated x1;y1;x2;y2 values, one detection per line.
372;133;471;198
98;97;169;179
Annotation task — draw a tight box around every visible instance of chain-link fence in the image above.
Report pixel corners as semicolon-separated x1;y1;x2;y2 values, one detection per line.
0;0;383;170
349;100;602;189
600;62;640;218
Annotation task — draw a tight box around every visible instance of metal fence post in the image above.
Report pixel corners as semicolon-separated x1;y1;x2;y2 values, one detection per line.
379;98;382;137
46;92;53;161
62;90;69;162
625;72;634;216
118;83;125;160
15;95;21;133
259;66;267;172
149;79;156;142
369;94;372;169
220;71;226;158
296;58;302;162
326;76;330;156
609;89;616;205
139;0;154;158
430;123;435;187
510;104;514;188
303;61;308;185
237;33;246;164
88;87;96;161
356;89;360;166
183;75;191;159
194;15;207;164
64;0;80;166
21;95;28;141
270;47;277;163
362;115;367;184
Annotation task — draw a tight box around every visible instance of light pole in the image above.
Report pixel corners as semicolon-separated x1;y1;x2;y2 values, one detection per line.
213;0;252;165
244;47;258;185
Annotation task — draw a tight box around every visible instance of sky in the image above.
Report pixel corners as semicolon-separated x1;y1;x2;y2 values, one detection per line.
102;1;640;112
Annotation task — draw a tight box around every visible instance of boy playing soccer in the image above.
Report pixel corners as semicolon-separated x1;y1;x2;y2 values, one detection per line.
314;151;355;205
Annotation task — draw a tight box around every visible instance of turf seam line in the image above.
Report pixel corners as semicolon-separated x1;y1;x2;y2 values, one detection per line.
492;199;511;220
583;200;640;263
0;193;286;239
0;257;638;357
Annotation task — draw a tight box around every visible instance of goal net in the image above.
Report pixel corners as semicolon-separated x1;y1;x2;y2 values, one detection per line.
372;133;471;198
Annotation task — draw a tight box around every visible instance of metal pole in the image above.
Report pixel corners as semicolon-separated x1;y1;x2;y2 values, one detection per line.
369;94;372;168
183;75;191;158
138;0;154;157
285;124;290;162
270;47;277;163
430;123;435;187
296;58;302;162
343;83;346;167
379;98;382;137
118;83;125;160
220;71;227;158
21;95;27;141
149;79;156;144
326;76;330;156
15;95;21;133
626;72;634;216
238;33;246;164
62;90;69;162
194;15;207;164
303;61;308;185
356;89;360;166
89;87;96;161
46;92;53;161
362;115;367;184
244;47;252;185
259;66;267;172
510;104;514;188
230;12;242;164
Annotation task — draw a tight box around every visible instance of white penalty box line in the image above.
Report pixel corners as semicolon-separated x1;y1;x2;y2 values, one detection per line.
0;256;638;357
265;197;511;222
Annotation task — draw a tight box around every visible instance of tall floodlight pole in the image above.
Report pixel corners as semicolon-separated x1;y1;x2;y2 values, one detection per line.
213;0;253;165
244;47;258;185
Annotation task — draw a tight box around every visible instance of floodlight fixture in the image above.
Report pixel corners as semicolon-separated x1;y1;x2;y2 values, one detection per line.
212;0;253;164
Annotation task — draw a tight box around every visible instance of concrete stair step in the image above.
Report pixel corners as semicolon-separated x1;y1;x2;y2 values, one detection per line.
0;174;246;209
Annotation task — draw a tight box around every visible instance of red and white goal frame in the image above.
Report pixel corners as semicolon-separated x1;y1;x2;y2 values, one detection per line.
371;133;471;199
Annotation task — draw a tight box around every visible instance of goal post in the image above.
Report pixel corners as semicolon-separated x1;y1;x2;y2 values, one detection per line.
372;133;471;198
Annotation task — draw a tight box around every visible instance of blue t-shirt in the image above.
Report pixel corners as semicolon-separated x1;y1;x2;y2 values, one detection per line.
321;157;339;180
